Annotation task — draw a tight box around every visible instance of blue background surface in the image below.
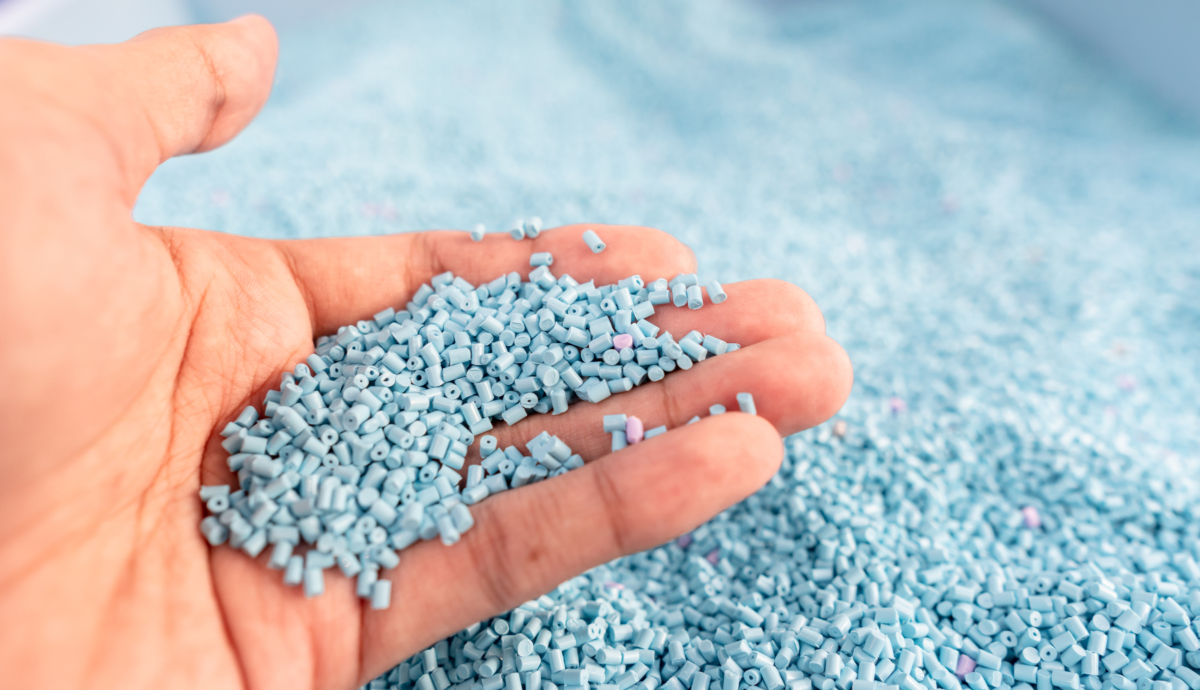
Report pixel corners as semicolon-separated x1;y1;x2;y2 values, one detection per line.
136;0;1200;475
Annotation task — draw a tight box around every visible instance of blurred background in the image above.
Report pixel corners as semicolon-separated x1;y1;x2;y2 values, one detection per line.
1;0;1197;458
3;0;1198;118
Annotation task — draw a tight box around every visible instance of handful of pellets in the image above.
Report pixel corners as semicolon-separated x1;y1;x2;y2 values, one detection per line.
199;240;737;610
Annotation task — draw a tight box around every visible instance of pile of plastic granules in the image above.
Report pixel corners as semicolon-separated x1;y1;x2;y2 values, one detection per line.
199;247;742;611
363;402;1200;690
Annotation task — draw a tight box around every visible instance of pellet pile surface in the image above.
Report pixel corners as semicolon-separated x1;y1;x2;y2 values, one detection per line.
135;1;1200;690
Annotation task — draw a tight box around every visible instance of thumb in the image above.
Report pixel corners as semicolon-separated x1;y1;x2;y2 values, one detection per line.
85;15;278;191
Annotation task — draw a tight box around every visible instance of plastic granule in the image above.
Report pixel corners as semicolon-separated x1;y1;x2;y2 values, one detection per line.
201;258;737;608
583;229;606;253
625;415;644;444
956;654;977;679
524;217;543;239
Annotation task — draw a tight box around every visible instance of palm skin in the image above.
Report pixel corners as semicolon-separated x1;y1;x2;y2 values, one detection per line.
0;16;853;690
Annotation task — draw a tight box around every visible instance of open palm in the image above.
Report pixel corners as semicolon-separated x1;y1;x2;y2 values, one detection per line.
0;17;852;690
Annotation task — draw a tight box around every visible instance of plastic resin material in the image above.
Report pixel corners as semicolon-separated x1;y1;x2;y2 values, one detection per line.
582;229;606;253
624;415;644;444
523;217;543;239
199;261;736;610
707;280;728;304
736;392;756;415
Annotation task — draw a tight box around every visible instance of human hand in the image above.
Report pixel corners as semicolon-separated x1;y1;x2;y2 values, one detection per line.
0;17;853;690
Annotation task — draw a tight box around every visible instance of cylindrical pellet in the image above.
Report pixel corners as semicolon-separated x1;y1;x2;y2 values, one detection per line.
612;430;628;451
200;516;228;545
582;229;606;253
268;540;293;569
737;392;757;415
451;503;475;533
671;282;688;307
707;280;728;304
356;564;378;598
644;425;667;439
283;555;304;586
524;217;543;238
625;416;644;444
370;580;392;610
303;567;325;598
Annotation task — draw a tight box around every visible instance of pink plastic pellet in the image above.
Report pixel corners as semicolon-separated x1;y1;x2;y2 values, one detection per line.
612;334;634;350
676;533;693;549
625;416;644;444
956;654;976;679
705;549;720;565
1022;506;1041;529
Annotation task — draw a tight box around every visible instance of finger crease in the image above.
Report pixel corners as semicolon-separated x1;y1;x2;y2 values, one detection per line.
466;503;521;612
591;463;631;556
276;244;320;336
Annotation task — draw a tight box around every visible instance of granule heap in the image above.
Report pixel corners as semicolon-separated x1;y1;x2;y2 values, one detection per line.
200;260;735;609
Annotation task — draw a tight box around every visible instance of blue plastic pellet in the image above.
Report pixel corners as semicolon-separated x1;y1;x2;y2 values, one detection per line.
282;555;304;586
582;229;606;253
680;338;707;362
356;565;378;599
470;223;486;241
607;430;627;452
530;252;553;267
702;334;727;356
736;392;756;415
501;405;527;425
303;567;324;598
707;280;727;304
644;425;667;439
670;282;688;307
524;217;542;239
199;516;228;546
510;221;526;240
450;503;475;533
686;285;703;310
268;540;294;569
370;580;392;610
